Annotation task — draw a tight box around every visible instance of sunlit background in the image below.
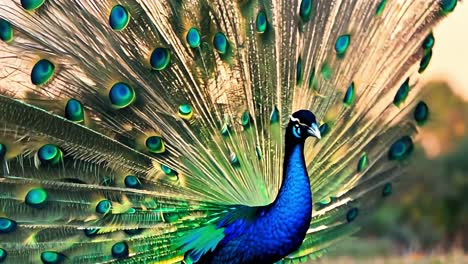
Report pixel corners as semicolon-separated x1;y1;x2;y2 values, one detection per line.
318;3;468;264
425;2;468;101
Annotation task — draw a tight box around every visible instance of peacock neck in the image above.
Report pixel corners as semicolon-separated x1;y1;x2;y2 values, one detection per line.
271;138;312;213
265;136;313;255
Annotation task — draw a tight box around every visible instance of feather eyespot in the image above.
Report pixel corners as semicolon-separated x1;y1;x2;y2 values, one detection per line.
109;5;130;31
21;0;45;11
0;248;6;262
0;19;13;43
40;251;65;264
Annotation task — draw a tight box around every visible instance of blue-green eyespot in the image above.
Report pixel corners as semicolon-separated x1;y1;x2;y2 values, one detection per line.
0;217;16;234
0;143;6;158
440;0;457;14
213;32;228;54
388;136;413;161
256;11;268;33
21;0;45;11
335;34;350;57
161;164;177;176
96;199;112;214
124;175;142;189
299;0;313;22
343;82;355;106
414;101;429;126
0;248;7;262
31;59;55;86
146;136;165;154
178;104;193;120
40;251;65;264
112;241;129;259
186;27;201;48
109;82;135;108
346;208;359;223
382;183;392;197
0;19;13;43
65;99;85;122
150;48;171;70
109;5;130;31
25;188;48;208
38;144;63;165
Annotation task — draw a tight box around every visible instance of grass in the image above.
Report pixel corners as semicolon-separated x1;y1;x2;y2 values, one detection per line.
303;238;468;263
316;252;468;264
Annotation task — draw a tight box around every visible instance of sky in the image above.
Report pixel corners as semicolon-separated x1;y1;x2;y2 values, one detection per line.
426;2;468;101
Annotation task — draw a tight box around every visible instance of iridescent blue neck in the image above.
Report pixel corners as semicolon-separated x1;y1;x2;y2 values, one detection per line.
274;139;312;204
266;135;313;255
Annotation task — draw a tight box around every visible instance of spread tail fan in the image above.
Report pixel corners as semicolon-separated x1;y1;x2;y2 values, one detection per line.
0;0;457;263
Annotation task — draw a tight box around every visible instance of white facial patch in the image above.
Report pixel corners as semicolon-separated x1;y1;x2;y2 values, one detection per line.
289;115;300;123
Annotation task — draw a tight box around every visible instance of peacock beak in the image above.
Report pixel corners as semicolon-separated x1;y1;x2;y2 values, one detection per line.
307;123;321;139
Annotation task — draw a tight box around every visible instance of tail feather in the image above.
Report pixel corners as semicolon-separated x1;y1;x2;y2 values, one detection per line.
0;95;154;173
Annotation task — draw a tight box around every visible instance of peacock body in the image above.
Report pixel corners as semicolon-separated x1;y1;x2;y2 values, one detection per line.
0;0;457;263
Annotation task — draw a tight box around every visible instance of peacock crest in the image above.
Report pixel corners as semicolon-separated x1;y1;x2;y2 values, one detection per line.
0;0;458;263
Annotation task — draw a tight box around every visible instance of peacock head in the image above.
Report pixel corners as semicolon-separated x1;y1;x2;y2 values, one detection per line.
287;110;321;141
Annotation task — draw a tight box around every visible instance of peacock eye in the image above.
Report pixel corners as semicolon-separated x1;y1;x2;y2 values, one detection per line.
292;125;302;138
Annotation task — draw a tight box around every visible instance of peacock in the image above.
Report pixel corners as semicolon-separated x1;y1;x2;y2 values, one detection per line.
0;0;458;263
